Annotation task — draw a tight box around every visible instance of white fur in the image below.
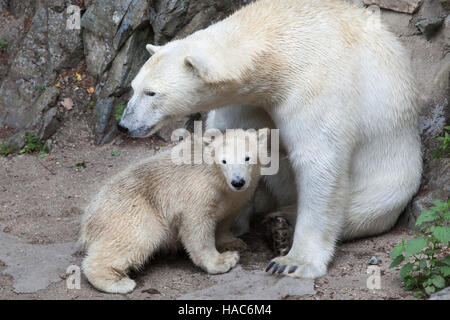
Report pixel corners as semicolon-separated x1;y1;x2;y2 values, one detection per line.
79;134;267;293
121;0;422;279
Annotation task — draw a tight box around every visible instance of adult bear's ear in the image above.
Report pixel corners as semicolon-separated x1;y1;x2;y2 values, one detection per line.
185;56;225;84
185;52;248;84
146;44;161;55
185;56;210;81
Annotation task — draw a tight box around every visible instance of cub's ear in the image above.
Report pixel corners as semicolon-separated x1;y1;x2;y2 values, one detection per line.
258;128;271;146
202;137;215;163
146;44;161;55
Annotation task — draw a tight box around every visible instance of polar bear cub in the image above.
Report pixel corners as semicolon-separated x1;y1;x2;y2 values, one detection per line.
78;129;268;294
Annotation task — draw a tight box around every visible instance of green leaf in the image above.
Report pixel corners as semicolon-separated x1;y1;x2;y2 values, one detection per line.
391;242;405;259
390;254;404;268
400;262;414;280
404;237;428;258
443;256;450;265
444;210;450;221
432;226;450;245
432;200;448;211
425;285;436;295
418;259;427;270
111;151;120;157
435;260;448;267
432;275;446;289
441;266;450;277
404;276;416;290
415;210;438;226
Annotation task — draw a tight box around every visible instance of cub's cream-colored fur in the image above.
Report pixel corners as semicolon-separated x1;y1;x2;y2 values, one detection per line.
119;0;422;279
79;132;267;293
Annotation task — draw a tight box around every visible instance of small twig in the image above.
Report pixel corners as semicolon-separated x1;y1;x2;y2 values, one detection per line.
36;157;56;175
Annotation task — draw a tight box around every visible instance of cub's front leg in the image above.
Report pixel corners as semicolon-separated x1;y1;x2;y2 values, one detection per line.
216;215;247;252
180;212;239;274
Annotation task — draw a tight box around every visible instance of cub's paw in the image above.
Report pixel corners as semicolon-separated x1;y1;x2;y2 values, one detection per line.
265;255;327;279
264;215;293;257
217;238;247;252
103;277;136;294
205;251;240;274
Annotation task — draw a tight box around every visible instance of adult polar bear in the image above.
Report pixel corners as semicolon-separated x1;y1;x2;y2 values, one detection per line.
118;0;422;278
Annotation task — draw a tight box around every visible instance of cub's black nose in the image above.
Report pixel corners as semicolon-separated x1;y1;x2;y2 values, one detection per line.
231;178;246;189
117;123;129;134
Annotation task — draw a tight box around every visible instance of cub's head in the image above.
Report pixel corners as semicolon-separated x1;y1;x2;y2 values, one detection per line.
205;129;269;192
118;35;252;138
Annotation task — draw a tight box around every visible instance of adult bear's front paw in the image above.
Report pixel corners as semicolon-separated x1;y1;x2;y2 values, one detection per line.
265;255;327;279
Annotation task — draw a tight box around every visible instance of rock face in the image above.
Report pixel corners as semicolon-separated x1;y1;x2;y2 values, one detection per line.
0;0;448;226
0;0;83;148
363;0;423;14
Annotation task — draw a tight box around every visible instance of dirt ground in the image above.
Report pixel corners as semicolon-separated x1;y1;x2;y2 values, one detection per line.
0;113;419;300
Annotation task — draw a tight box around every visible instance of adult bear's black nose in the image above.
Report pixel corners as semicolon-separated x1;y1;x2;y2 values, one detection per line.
117;123;129;134
231;178;246;190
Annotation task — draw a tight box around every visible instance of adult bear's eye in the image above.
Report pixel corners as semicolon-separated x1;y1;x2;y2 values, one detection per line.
222;160;227;164
145;91;156;97
245;156;250;162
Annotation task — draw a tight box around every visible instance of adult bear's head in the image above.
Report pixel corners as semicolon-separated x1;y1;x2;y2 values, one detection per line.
117;32;259;138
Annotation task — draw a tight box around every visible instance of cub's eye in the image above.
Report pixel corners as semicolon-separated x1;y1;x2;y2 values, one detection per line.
245;156;250;162
222;160;227;164
145;91;156;97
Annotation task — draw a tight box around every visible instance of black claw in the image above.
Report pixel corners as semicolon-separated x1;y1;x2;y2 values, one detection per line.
265;261;275;272
277;265;287;274
272;263;280;274
288;265;298;274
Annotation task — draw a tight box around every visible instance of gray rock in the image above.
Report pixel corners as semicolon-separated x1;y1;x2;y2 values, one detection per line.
48;0;66;13
429;286;450;300
151;0;247;44
0;0;8;13
0;2;82;145
8;0;36;16
178;266;315;300
440;0;450;10
81;0;149;78
40;107;61;141
367;256;380;265
363;0;423;14
0;223;77;293
415;17;444;39
6;86;60;148
94;97;115;140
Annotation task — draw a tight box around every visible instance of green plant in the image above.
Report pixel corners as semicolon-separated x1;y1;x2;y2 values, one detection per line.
432;126;450;158
38;151;49;158
0;40;7;53
115;104;125;121
34;83;49;91
111;151;120;157
19;133;47;155
0;143;13;157
75;162;86;170
390;200;450;298
87;101;96;110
